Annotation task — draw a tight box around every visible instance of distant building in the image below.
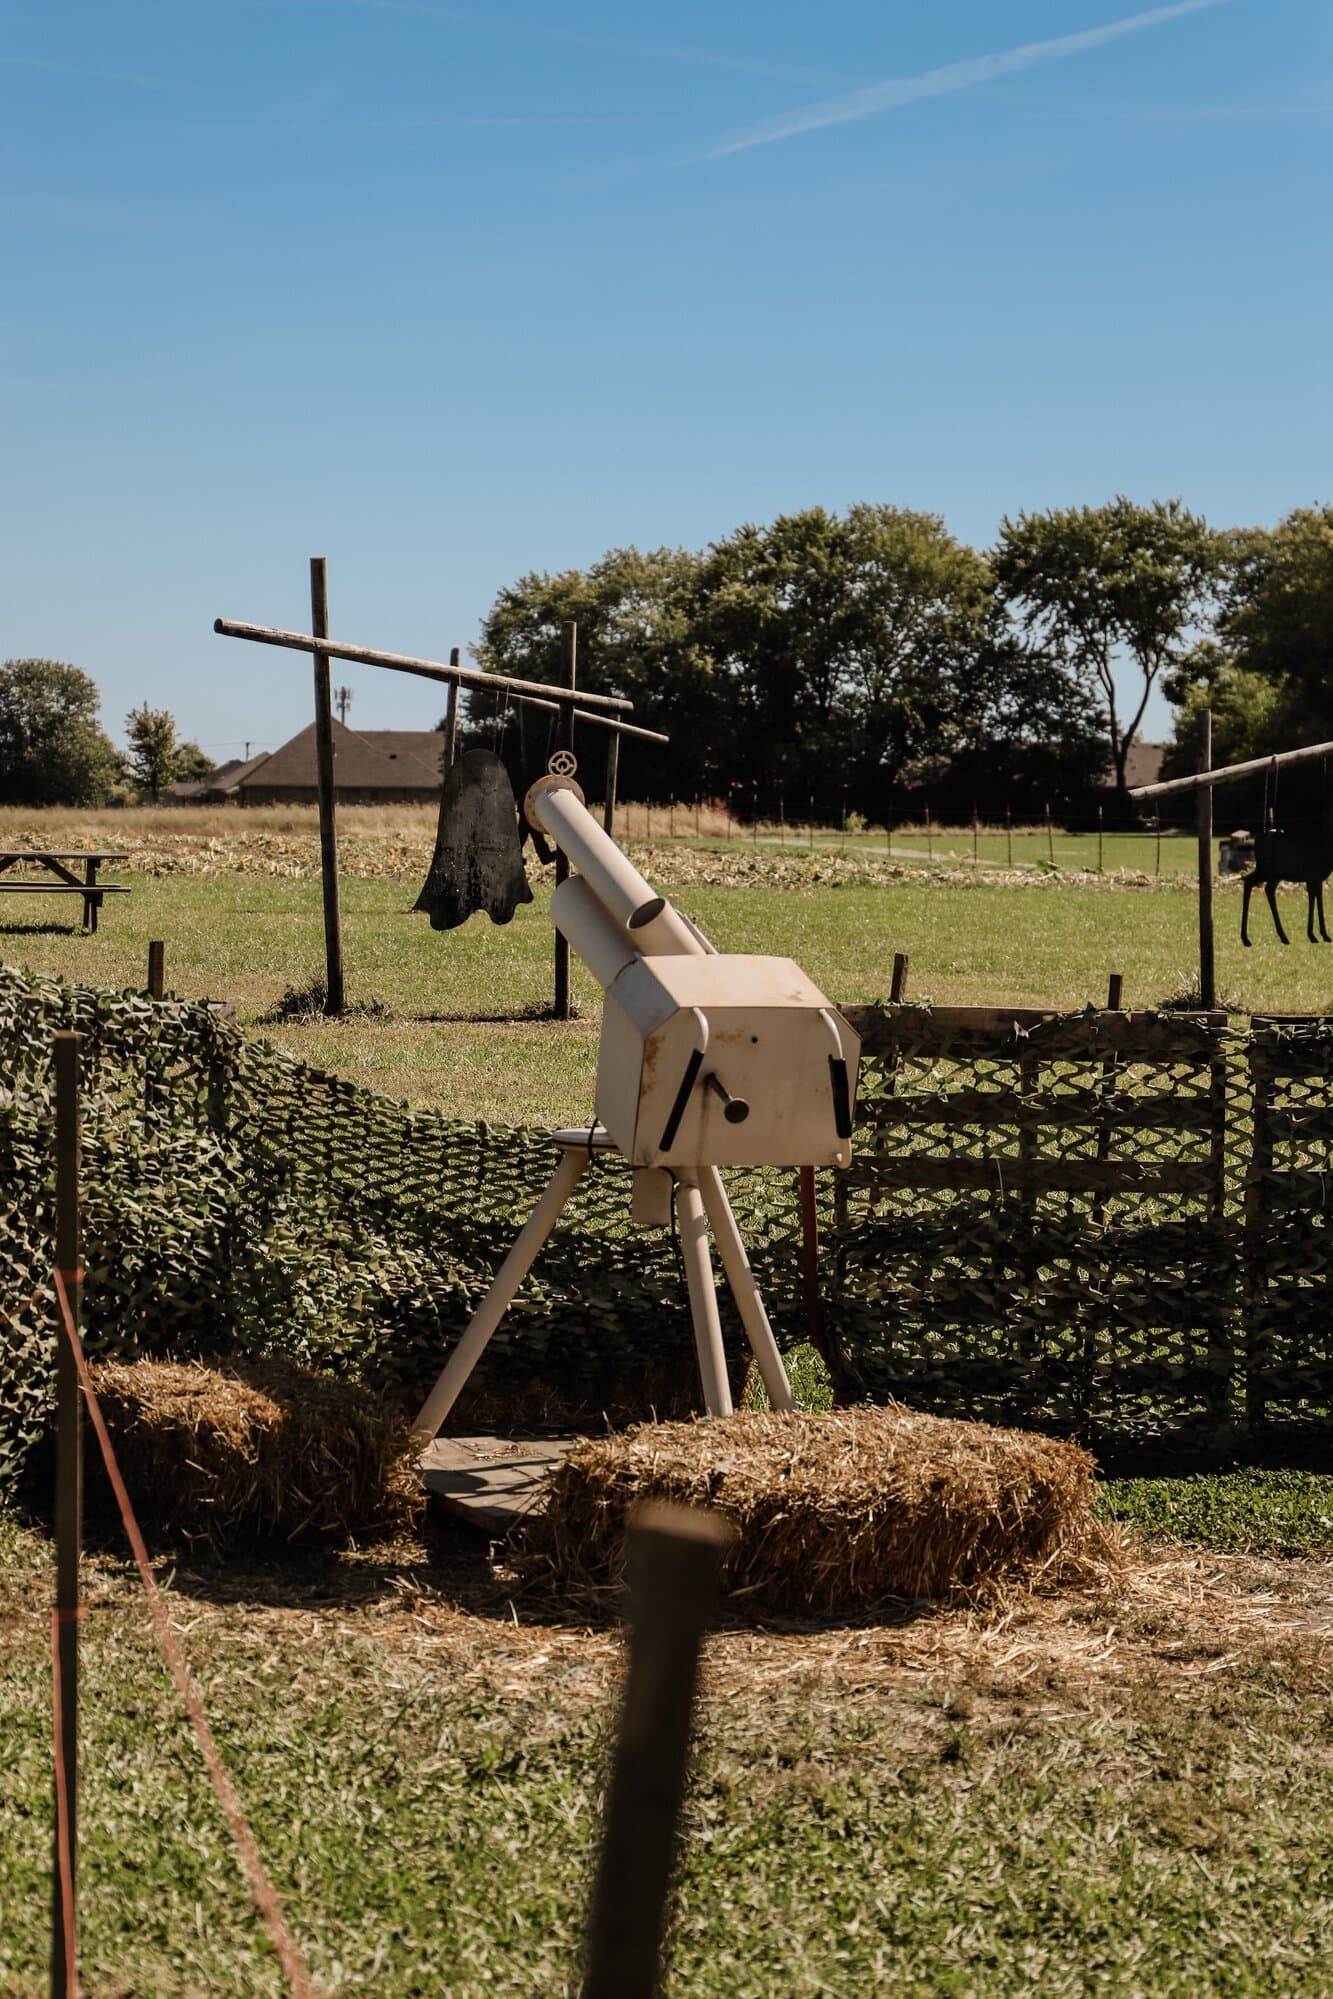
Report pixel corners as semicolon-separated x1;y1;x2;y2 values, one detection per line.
177;721;446;805
1097;741;1167;793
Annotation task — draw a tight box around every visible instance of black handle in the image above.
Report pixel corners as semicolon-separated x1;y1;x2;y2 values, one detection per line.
828;1056;853;1140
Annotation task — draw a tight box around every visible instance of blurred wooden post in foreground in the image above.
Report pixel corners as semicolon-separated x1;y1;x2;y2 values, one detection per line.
310;556;346;1015
51;1032;82;1999
582;1505;730;1999
147;940;164;1000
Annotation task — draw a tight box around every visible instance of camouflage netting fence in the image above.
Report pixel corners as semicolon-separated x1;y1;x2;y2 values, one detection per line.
3;966;1332;1494
833;1004;1333;1445
0;965;803;1496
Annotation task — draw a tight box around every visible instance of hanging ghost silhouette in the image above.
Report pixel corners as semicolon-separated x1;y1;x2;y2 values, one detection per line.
413;747;533;930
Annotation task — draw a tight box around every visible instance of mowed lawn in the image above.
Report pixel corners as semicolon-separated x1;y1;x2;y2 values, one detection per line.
1;1511;1331;1999
5;863;1331;1121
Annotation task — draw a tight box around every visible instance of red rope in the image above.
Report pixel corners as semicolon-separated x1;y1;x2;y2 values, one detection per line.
50;1611;77;1998
52;1271;319;1999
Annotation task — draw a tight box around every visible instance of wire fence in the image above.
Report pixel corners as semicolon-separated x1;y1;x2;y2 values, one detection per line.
3;966;1332;1484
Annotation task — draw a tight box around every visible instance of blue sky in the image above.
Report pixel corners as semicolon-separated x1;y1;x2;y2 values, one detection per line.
2;0;1329;762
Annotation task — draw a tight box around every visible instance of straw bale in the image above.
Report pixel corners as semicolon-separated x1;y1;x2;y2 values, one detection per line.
87;1358;424;1552
533;1406;1106;1615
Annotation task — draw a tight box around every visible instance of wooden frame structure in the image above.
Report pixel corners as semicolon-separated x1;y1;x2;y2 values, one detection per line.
215;559;668;1018
1130;715;1333;1009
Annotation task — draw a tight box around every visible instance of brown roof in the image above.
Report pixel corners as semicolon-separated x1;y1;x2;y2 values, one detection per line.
235;721;444;793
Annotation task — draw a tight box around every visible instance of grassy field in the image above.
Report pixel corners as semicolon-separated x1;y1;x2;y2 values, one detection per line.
1;1509;1330;1999
2;809;1329;1120
3;808;1331;1991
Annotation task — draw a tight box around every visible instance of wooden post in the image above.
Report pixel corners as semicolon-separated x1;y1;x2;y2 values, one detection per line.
797;1165;824;1362
1045;803;1054;863
1198;708;1215;1010
891;952;909;1004
972;805;978;863
554;622;576;1020
582;1504;730;1999
925;804;933;861
1006;805;1012;868
602;729;620;837
443;651;460;770
1097;806;1104;873
146;941;164;1000
309;557;345;1016
51;1032;82;1999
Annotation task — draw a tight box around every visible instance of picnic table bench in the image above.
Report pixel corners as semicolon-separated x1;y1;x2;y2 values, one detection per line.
0;850;131;932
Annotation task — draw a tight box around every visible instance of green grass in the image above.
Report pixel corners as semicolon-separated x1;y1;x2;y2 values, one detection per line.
1;1511;1330;1998
6;861;1332;1121
1099;1470;1333;1557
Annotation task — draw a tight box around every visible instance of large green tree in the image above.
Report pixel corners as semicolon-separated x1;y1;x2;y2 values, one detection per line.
0;658;117;806
473;545;714;797
1220;506;1333;728
993;498;1222;804
693;505;996;817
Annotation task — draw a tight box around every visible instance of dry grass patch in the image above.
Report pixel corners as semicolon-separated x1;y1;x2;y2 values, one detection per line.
87;1357;424;1552
529;1406;1114;1616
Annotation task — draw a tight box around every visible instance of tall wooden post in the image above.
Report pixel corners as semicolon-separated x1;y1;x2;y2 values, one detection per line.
51;1032;82;1999
1198;707;1215;1010
146;940;165;1000
581;1505;729;1999
554;621;577;1020
310;557;345;1016
443;650;460;770
602;729;620;838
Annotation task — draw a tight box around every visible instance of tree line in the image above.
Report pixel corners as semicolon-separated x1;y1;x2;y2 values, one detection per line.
0;659;210;806
472;499;1332;823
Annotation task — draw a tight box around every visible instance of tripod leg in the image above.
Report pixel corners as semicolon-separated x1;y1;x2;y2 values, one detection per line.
413;1146;591;1437
675;1173;733;1417
698;1166;795;1414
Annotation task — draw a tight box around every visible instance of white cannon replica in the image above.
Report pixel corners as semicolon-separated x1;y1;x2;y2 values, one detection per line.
414;774;861;1432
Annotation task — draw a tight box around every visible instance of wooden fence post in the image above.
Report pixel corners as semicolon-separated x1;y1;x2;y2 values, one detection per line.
1197;708;1215;1010
581;1505;730;1999
51;1031;82;1999
603;729;620;838
310;556;346;1016
147;941;164;1000
554;622;576;1020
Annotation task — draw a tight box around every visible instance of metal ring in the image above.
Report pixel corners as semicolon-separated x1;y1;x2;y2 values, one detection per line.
548;749;578;777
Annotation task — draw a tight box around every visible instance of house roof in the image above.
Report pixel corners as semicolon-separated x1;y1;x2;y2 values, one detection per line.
1097;741;1167;791
234;721;444;792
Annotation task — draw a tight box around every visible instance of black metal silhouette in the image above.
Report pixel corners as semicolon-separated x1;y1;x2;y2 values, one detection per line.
413;748;532;930
1241;823;1333;945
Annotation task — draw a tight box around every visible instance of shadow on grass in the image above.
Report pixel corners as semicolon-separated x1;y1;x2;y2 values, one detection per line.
409;1002;583;1025
0;920;82;936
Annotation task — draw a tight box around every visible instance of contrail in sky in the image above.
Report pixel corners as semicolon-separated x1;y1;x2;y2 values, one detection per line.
706;0;1227;160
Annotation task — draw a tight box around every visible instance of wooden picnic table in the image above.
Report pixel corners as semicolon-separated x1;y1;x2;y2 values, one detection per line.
0;850;131;932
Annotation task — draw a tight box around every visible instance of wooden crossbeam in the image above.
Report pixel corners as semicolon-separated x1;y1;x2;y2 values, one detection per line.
1131;736;1333;801
213;617;633;714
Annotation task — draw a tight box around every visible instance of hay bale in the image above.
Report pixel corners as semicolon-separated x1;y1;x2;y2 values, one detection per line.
535;1407;1106;1614
87;1358;424;1552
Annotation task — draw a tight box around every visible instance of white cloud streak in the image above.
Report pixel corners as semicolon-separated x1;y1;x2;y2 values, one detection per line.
706;0;1227;160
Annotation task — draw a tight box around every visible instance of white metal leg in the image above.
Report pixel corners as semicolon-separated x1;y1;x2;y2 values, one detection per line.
412;1145;591;1438
674;1172;734;1416
698;1165;794;1413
